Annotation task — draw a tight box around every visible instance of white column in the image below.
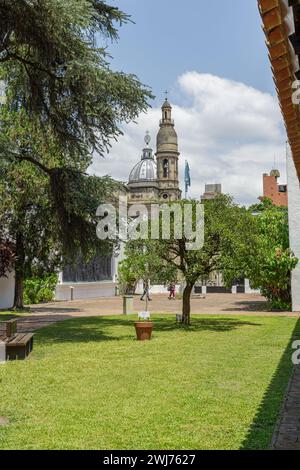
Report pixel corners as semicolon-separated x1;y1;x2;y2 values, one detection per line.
287;146;300;312
0;271;15;309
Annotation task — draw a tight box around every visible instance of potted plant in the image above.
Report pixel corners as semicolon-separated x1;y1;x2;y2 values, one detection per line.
134;312;153;341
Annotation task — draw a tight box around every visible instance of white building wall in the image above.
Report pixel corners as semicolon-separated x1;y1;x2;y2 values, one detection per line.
244;279;261;295
0;271;15;309
287;148;300;312
55;281;116;301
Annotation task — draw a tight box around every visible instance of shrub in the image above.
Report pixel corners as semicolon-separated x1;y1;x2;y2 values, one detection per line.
24;274;58;305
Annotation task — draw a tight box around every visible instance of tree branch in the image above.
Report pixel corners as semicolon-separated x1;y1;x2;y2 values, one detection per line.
6;150;51;175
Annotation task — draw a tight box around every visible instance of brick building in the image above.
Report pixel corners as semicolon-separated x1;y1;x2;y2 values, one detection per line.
262;169;288;207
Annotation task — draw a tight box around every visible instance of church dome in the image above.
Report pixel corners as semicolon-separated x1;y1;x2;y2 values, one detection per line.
129;158;157;183
128;132;157;184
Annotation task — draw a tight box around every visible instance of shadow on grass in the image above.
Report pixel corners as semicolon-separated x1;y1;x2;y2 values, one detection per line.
240;317;300;450
29;307;83;314
222;300;269;313
35;316;262;345
152;317;261;332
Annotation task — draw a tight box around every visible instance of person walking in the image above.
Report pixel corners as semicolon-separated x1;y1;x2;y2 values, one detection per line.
168;282;176;300
140;280;152;301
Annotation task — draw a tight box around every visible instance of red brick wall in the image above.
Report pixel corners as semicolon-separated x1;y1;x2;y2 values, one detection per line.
263;175;288;207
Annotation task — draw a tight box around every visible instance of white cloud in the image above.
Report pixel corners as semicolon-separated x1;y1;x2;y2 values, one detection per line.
90;71;286;206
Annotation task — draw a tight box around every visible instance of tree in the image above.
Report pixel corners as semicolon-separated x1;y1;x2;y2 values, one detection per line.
118;240;177;295
224;199;298;310
0;110;122;308
0;1;152;307
0;0;152;157
121;196;245;325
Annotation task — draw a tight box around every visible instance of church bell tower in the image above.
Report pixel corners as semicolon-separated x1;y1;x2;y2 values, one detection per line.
156;98;181;201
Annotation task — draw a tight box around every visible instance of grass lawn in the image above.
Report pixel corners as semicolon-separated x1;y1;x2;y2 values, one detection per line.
0;314;299;450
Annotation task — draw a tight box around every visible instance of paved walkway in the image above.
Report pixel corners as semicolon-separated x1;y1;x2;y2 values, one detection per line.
272;365;300;450
8;293;298;333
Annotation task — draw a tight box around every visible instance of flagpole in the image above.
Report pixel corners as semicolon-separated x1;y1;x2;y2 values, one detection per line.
184;160;190;200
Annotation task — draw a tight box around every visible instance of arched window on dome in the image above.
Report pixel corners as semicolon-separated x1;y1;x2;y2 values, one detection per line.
163;159;169;178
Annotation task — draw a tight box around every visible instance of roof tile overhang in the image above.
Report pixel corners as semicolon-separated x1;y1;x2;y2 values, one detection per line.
258;0;300;180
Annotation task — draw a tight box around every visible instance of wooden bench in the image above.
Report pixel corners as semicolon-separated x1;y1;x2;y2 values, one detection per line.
0;319;34;361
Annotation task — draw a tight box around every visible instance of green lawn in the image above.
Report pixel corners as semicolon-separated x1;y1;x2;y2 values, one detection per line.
0;315;299;450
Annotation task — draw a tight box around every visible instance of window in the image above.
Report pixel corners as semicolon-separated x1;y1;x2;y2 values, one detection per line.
163;159;169;178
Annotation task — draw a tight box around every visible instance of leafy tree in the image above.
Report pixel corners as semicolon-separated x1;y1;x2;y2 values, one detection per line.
121;197;245;325
0;1;152;307
118;240;177;295
0;0;152;156
0;110;122;308
224;199;298;310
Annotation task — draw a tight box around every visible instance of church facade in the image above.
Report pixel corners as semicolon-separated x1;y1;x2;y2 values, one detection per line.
128;99;182;204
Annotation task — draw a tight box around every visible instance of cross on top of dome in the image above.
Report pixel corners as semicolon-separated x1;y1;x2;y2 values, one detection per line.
144;130;151;147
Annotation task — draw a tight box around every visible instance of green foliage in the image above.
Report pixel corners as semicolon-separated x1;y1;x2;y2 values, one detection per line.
224;200;298;311
0;0;152;155
120;197;243;323
24;274;58;305
118;239;178;295
0;0;152;307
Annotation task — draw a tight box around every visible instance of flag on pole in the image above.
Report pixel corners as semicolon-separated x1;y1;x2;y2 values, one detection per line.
184;160;191;198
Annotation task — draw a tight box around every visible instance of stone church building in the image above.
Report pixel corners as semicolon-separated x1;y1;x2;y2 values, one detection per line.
128;98;182;204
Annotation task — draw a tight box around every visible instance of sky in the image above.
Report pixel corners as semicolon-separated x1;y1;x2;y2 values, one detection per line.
90;0;287;206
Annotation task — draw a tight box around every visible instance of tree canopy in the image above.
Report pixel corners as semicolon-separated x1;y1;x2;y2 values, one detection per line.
118;197;298;324
0;0;152;158
224;199;298;310
120;196;247;325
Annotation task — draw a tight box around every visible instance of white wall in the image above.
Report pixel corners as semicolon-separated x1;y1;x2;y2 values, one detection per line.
55;281;116;301
244;279;261;295
0;271;15;309
287;148;300;312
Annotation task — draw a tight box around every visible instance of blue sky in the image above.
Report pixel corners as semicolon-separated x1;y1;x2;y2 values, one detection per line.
108;0;275;104
91;1;286;205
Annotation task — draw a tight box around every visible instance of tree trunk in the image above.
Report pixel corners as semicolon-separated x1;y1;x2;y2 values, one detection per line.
13;232;25;310
182;282;194;326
